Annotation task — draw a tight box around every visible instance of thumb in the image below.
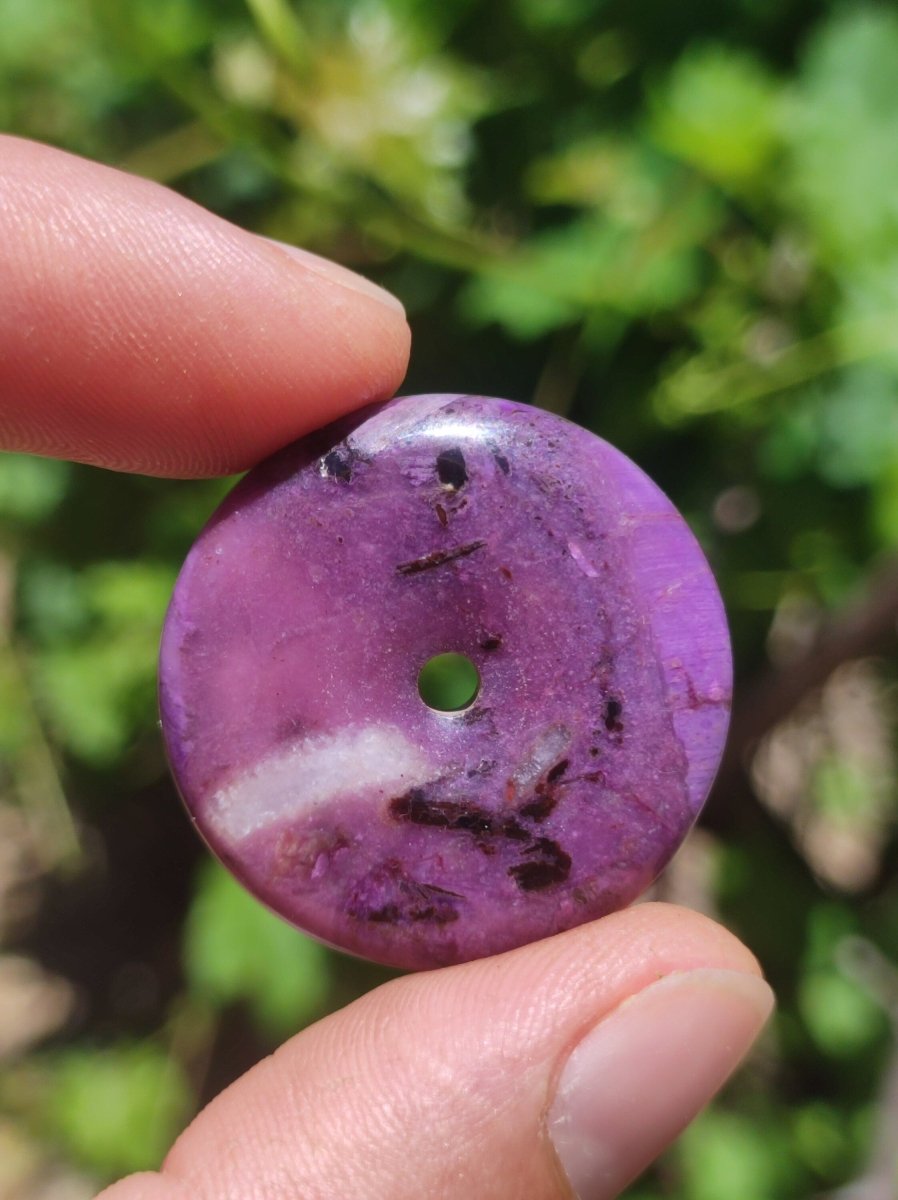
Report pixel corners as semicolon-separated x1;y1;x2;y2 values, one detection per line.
96;904;773;1200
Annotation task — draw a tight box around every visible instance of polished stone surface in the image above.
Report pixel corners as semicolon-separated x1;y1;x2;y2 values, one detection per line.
159;394;731;969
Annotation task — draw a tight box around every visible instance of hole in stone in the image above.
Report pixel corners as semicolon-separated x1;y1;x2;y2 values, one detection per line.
417;652;480;712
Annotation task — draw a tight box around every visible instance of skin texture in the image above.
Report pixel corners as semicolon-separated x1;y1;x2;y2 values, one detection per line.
0;137;774;1200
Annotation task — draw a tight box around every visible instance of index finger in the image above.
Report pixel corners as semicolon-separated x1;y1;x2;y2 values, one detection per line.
0;136;410;477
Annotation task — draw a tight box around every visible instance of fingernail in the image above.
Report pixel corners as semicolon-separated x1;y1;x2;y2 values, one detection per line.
265;239;406;315
547;968;774;1200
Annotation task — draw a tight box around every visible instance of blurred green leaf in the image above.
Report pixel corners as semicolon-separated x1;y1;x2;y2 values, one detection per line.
42;1043;190;1177
31;561;175;765
799;971;886;1058
108;0;213;63
677;1110;798;1200
18;562;90;645
803;903;858;972
0;456;70;524
527;137;631;209
651;45;780;191
791;1102;858;1179
463;179;720;338
513;0;601;32
787;7;898;266
759;368;898;488
245;0;310;72
184;861;331;1037
756;402;817;482
462;271;578;339
84;561;176;628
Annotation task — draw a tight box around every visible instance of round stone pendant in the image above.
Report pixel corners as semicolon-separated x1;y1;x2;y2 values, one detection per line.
159;394;731;970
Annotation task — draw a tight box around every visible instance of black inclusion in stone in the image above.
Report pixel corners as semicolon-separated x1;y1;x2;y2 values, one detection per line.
508;839;572;891
546;758;569;783
322;448;353;482
396;540;486;576
436;447;468;489
603;697;624;734
518;793;557;822
390;790;530;847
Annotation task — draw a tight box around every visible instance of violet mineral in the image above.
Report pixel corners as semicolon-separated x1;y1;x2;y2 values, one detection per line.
159;394;731;970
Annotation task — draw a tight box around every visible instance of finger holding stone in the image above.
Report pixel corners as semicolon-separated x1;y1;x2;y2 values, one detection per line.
0;135;409;477
95;904;773;1200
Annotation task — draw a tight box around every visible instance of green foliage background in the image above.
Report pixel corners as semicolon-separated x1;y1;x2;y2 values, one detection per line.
3;0;898;1194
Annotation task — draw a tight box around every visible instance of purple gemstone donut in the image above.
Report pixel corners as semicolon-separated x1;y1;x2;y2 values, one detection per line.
159;394;731;970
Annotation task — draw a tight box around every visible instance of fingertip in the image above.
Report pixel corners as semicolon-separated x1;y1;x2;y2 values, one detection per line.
265;238;407;315
611;901;765;978
547;967;773;1200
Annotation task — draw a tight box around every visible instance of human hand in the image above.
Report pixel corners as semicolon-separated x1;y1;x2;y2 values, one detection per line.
0;135;773;1200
